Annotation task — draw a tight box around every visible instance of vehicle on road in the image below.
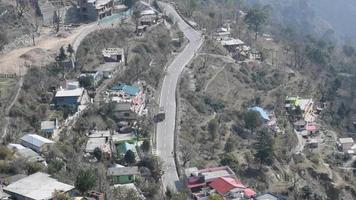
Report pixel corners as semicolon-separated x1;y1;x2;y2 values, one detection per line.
154;107;166;122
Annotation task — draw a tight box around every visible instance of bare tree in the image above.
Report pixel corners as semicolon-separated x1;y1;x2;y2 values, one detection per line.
53;10;61;33
180;142;193;167
16;0;29;17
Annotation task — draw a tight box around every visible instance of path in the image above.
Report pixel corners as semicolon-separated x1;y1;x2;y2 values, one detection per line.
1;77;23;142
156;2;203;191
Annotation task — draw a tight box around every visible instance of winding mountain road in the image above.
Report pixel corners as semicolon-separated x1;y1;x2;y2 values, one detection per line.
156;2;203;191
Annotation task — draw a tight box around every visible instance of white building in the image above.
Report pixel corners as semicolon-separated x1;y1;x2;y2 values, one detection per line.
3;172;74;200
20;134;54;153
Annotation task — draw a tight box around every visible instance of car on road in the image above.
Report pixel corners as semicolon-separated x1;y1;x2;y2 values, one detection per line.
153;107;166;122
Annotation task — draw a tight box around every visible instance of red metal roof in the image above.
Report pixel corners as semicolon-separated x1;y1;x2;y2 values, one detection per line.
209;177;246;194
244;188;256;198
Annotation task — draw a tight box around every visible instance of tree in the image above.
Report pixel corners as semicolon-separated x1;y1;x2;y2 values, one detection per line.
220;153;239;173
16;0;29;17
53;10;60;33
208;118;219;140
57;46;67;62
224;136;234;153
67;44;75;58
48;159;64;174
75;169;96;194
254;128;274;167
124;150;136;165
123;0;137;9
141;139;150;152
111;187;140;200
138;156;163;182
132;10;141;32
79;76;94;89
185;0;198;17
93;147;102;161
244;110;262;133
180;142;193;167
53;190;71;200
244;5;268;41
208;194;224;200
0;31;8;51
25;161;43;175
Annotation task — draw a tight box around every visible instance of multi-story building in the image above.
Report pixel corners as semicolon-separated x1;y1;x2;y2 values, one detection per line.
77;0;114;21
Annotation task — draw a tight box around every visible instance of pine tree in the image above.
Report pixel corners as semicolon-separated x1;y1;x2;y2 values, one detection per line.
254;128;274;168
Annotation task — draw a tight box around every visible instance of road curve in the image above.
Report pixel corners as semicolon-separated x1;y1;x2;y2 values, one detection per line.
156;2;203;191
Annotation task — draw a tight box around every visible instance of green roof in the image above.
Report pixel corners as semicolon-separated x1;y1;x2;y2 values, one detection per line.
117;142;136;155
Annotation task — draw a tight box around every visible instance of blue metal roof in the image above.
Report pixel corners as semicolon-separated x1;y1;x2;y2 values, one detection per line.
249;106;270;121
111;83;140;96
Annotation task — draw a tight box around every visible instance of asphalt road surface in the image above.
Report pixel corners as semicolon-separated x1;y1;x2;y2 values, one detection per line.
156;2;203;191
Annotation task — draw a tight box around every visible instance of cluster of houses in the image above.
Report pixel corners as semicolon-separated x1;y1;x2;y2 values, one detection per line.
213;25;262;62
185;166;285;200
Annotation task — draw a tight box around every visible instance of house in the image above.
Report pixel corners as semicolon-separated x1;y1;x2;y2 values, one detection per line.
20;134;54;153
7;144;43;162
137;1;160;24
186;166;235;192
3;172;74;200
102;48;125;63
107;165;139;184
285;97;314;120
40;119;59;137
86;131;111;156
293;120;306;131
209;177;256;199
185;166;256;200
96;63;119;79
116;141;136;156
220;38;244;52
113;102;137;120
77;0;114;21
214;27;231;41
65;80;80;90
249;106;270;122
254;193;286;200
111;83;140;96
54;88;84;107
339;138;355;152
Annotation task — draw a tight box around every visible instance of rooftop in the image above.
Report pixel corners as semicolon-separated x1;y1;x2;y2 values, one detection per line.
210;177;246;194
97;63;119;72
3;172;74;200
117;142;136;155
102;48;124;57
8;144;40;160
140;9;156;16
114;102;132;111
256;193;286;200
221;38;244;46
339;137;354;144
111;83;140;96
55;88;84;98
88;130;111;138
41;121;56;130
249;106;270;121
85;137;107;153
20;134;54;148
107;166;139;176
